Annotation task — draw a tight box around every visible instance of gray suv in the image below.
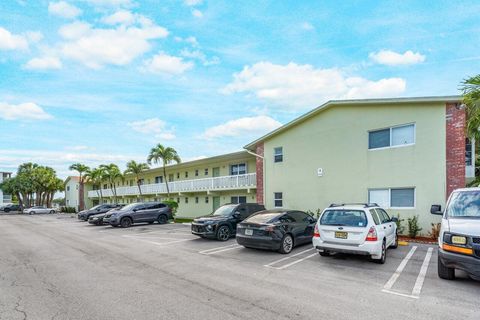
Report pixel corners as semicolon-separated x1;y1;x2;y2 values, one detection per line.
104;202;173;228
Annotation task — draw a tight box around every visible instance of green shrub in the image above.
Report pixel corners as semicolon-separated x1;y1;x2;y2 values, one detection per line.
163;200;179;217
395;214;405;235
60;206;77;213
306;208;322;219
407;215;422;238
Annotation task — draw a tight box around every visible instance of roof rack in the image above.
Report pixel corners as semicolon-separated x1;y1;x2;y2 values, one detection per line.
328;203;379;208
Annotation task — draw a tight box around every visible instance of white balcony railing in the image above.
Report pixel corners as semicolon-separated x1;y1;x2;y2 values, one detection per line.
87;173;257;198
2;195;12;203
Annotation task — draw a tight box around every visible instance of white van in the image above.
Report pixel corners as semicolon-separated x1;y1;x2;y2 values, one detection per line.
431;188;480;280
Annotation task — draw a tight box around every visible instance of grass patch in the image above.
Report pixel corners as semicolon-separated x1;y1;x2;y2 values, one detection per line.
174;217;194;223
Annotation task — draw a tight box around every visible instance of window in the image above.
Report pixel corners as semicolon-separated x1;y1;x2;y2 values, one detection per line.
195;170;199;176
369;124;415;150
205;168;209;175
103;184;107;189
230;163;246;175
369;209;380;225
466;138;473;166
76;185;79;190
185;171;188;178
376;208;391;223
177;173;180;179
155;176;163;184
130;180;133;186
176;197;180;203
205;197;209;204
368;188;415;208
195;197;199;204
139;179;144;185
185;197;189;204
231;196;247;204
274;192;283;207
274;147;283;163
320;210;368;227
169;174;174;182
67;186;70;191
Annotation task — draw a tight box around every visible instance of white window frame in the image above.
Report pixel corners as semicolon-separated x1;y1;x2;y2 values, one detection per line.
368;187;416;209
274;192;283;208
274;147;283;163
230;163;247;176
368;123;416;151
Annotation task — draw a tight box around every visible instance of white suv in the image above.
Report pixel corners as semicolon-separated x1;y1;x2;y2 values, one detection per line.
312;203;398;264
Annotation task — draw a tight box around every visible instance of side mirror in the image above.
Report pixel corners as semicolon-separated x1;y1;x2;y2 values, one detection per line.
232;211;241;218
133;208;138;212
391;217;398;223
430;204;443;215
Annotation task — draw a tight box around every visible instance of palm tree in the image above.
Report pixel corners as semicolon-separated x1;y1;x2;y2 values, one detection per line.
99;163;123;204
84;167;105;203
147;144;181;199
462;75;480;141
124;160;150;199
69;163;90;211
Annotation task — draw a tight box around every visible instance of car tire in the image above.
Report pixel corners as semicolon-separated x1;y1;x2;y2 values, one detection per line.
438;254;455;280
373;240;386;264
390;233;398;249
319;251;330;257
49;210;55;214
216;225;230;241
157;215;168;225
120;217;132;228
4;208;10;213
30;211;35;215
279;234;294;254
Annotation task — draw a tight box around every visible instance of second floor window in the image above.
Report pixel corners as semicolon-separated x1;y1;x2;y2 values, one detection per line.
155;176;163;183
230;163;246;175
169;174;174;182
369;124;415;150
274;147;283;163
205;168;209;175
185;171;189;178
466;138;473;166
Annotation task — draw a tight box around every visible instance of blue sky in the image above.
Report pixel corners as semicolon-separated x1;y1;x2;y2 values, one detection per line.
0;0;478;178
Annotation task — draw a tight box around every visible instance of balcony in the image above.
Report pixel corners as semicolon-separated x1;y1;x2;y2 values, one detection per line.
2;195;12;203
88;173;256;198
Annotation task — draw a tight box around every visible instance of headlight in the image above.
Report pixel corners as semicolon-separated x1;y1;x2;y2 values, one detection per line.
206;225;213;231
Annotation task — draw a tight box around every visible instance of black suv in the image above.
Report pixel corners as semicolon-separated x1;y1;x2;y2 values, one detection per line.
104;202;173;228
77;204;120;221
191;203;265;241
0;204;21;213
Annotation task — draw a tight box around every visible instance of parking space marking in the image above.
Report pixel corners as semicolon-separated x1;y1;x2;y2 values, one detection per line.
199;244;241;255
125;237;192;246
264;248;316;270
411;247;433;297
383;246;417;291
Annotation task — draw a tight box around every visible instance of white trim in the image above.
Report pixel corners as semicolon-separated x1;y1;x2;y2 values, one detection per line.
368;123;416;151
368;187;416;209
274;192;283;208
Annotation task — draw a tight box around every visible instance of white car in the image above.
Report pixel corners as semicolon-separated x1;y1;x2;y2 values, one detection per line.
23;206;56;215
431;188;480;280
312;203;398;264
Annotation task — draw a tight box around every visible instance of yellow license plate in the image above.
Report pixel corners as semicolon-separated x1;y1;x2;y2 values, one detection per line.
335;231;348;239
452;236;467;245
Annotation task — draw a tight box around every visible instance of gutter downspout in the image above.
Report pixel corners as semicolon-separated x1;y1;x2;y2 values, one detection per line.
245;148;265;205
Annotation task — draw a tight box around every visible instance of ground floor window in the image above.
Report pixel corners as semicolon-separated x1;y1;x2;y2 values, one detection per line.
231;196;247;204
368;188;415;208
195;197;199;203
274;192;283;207
205;197;209;203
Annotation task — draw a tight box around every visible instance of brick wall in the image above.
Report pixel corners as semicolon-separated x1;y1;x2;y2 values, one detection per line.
255;143;264;205
446;102;466;197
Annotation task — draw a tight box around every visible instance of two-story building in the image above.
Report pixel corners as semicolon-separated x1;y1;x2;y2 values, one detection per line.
245;96;472;231
83;151;257;217
0;172;12;204
64;176;80;211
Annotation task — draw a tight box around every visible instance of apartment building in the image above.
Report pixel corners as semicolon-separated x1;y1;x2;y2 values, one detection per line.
245;96;471;231
84;151;257;218
0;172;12;204
64;176;80;211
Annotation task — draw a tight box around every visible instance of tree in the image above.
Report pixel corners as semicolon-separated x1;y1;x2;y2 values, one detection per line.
84;167;105;203
124;160;150;199
147;144;181;199
462;75;480;186
69;163;90;211
99;164;123;204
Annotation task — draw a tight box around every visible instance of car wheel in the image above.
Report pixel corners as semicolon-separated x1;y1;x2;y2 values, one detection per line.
373;240;386;264
390;233;398;249
319;251;330;257
50;210;55;214
216;225;230;241
120;217;132;228
4;208;10;213
279;234;294;254
157;215;168;225
30;211;35;215
438;254;455;280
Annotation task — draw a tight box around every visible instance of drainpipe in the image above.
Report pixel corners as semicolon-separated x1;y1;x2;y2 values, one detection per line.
246;148;265;205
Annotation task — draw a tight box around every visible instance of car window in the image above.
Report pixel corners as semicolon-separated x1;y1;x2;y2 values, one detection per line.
320;210;368;227
279;213;296;223
369;209;380;225
446;191;480;218
149;203;166;209
244;212;281;224
290;211;309;222
375;209;390;223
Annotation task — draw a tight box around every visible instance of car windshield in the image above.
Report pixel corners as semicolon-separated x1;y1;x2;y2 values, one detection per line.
90;205;101;210
244;212;280;224
212;205;237;216
447;191;480;218
119;203;140;211
320;210;368;227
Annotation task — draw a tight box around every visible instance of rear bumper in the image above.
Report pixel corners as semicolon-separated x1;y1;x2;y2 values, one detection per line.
236;234;281;250
439;249;480;279
312;237;382;256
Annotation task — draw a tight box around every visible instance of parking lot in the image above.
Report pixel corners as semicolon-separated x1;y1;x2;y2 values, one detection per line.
0;214;478;320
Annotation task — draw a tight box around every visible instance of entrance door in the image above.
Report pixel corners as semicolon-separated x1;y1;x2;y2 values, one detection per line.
212;196;221;211
212;167;220;177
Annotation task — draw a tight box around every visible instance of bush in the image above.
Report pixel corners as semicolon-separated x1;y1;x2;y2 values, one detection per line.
407;215;422;238
60;206;77;213
428;223;441;239
395;214;405;235
163;200;179;217
306;208;322;219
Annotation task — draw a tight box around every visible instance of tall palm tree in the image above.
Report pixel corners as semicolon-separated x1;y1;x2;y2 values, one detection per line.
84;167;105;203
462;75;480;141
69;163;90;211
124;160;150;199
147;144;181;199
99;163;123;204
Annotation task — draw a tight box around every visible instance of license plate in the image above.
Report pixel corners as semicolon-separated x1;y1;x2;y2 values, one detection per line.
245;229;253;236
335;231;348;239
452;236;467;245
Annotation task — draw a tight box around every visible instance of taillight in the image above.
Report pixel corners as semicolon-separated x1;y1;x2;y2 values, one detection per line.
313;224;320;237
264;225;275;232
365;226;378;241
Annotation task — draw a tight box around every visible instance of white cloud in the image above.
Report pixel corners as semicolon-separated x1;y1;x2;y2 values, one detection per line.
83;0;133;8
185;0;202;6
0;27;29;51
180;48;219;66
49;1;82;19
101;10;136;25
369;50;426;66
203;116;282;139
301;22;314;30
128;118;176;140
24;56;62;70
59;19;169;68
143;52;193;75
192;9;203;18
65;145;89;151
0;102;53;120
223;61;406;110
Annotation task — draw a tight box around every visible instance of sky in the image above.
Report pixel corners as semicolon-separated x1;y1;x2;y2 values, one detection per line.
0;0;479;178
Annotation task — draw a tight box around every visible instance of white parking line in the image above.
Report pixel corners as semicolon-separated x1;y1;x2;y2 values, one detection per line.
127;238;192;246
199;244;241;255
411;247;433;297
276;253;318;270
264;248;316;268
383;246;417;290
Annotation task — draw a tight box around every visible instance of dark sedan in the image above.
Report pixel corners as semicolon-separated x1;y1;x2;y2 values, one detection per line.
236;210;316;254
77;204;120;221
